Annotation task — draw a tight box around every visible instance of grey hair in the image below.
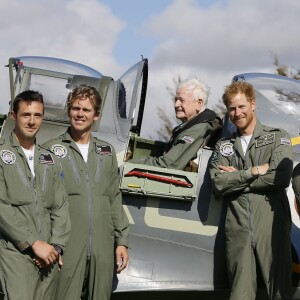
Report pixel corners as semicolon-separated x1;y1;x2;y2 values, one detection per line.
177;77;210;109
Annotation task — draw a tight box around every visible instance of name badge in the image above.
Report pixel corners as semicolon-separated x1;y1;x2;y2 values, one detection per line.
256;133;275;147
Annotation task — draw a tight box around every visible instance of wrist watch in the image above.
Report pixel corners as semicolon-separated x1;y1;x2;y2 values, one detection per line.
52;244;63;255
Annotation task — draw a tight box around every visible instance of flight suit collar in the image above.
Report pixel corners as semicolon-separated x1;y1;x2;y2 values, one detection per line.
61;128;74;144
252;120;264;141
9;131;41;154
61;128;102;157
232;120;264;159
167;109;217;152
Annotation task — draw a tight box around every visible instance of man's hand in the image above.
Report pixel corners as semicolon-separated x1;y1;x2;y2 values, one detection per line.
33;257;46;269
252;163;269;176
219;165;237;173
33;254;63;270
31;240;58;267
116;245;129;273
125;150;133;162
58;254;63;271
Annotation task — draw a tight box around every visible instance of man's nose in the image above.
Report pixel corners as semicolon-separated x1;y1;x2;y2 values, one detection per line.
76;109;84;116
235;108;242;116
28;115;35;124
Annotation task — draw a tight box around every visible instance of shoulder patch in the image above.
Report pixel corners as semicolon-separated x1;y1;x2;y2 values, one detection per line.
220;142;234;157
96;144;112;155
181;136;195;144
0;150;16;165
39;153;54;164
281;137;291;146
51;144;67;158
255;133;275;147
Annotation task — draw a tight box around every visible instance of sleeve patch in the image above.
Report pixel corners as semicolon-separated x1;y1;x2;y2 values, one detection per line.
281;138;291;146
181;136;195;144
0;150;16;165
51;144;67;158
220;142;234;157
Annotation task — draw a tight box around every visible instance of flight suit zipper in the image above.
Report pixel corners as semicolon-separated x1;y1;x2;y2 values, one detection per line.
85;166;93;258
15;163;30;190
247;193;255;247
33;176;43;240
244;154;255;248
18;154;43;241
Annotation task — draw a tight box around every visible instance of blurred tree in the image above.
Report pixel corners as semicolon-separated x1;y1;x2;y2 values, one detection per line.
212;99;227;119
271;53;300;103
272;52;300;80
155;75;181;142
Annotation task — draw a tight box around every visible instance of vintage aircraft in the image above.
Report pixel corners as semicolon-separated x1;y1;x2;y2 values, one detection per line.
1;56;300;300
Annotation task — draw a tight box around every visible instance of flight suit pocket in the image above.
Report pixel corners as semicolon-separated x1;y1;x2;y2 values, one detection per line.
95;195;111;213
93;195;114;236
40;194;52;210
4;165;32;205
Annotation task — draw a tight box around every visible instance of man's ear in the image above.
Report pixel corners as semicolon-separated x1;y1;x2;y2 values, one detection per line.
93;112;100;122
197;99;203;112
10;111;16;120
250;98;256;111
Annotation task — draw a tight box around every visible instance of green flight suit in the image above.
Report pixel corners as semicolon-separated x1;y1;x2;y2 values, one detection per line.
44;130;129;300
130;109;217;170
0;133;70;300
209;121;293;300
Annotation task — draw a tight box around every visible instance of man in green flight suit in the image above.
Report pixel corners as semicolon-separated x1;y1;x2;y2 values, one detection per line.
209;81;293;299
0;90;71;300
128;77;220;170
44;84;129;300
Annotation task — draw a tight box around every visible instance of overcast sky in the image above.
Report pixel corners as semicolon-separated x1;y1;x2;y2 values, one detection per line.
1;0;299;138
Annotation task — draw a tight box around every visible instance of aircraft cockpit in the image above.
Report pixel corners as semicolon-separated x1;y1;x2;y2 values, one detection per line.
1;56;148;154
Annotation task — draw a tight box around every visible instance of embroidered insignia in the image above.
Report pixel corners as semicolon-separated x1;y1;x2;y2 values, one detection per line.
39;153;54;164
0;150;16;165
96;144;112;154
281;138;291;146
220;142;234;157
181;136;195;144
255;133;275;148
51;144;67;158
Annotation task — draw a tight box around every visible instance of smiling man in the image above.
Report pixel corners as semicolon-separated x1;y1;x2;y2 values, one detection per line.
129;77;220;170
209;81;293;300
0;90;70;300
44;84;129;300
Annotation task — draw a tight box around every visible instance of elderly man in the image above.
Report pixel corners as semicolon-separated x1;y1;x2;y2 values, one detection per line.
129;77;220;170
209;81;293;300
